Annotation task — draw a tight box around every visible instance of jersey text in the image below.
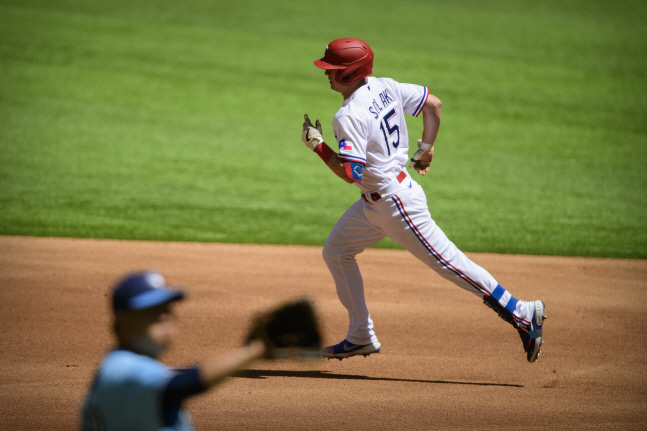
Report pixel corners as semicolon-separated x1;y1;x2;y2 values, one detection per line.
368;90;395;119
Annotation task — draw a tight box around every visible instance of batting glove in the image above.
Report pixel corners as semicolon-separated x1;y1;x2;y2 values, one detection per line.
409;140;434;175
302;114;324;151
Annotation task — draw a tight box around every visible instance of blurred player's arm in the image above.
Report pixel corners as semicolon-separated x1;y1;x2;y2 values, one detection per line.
160;340;265;425
197;339;265;388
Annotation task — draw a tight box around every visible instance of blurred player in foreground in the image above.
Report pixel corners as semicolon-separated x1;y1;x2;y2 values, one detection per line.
81;270;320;430
301;38;545;363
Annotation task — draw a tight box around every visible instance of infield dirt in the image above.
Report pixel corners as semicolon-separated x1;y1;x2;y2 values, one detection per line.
1;236;646;430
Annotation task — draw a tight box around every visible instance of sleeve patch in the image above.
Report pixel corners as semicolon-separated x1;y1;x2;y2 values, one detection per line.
343;162;364;183
339;139;352;151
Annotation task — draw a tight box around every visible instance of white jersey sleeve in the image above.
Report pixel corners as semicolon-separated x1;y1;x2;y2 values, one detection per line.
333;115;368;165
382;79;429;117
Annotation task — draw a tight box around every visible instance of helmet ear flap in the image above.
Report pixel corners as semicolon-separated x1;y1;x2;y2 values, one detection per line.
335;58;373;85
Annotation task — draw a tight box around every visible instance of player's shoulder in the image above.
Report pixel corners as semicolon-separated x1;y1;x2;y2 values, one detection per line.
99;349;169;383
333;77;402;125
371;76;399;86
335;78;384;115
368;76;402;92
333;99;362;123
103;349;156;365
362;77;408;105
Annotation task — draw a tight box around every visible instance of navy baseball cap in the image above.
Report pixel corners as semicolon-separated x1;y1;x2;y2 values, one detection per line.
112;270;186;312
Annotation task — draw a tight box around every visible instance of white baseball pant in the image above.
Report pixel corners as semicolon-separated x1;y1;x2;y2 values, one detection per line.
322;175;531;344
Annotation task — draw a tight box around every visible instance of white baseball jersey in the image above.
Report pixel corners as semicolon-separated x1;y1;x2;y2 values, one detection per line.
81;350;194;431
333;76;428;192
321;76;535;345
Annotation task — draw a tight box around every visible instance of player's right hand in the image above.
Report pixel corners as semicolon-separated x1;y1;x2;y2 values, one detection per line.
302;114;324;151
408;140;434;175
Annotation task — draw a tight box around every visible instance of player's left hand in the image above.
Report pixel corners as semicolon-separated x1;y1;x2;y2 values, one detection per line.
409;140;434;175
302;114;324;151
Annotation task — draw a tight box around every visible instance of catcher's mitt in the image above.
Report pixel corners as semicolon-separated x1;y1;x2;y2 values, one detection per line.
245;298;322;359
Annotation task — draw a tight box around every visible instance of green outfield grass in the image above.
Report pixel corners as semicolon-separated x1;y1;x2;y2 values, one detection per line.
1;0;646;258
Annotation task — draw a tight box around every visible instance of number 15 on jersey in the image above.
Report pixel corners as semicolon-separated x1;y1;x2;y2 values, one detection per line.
379;108;400;156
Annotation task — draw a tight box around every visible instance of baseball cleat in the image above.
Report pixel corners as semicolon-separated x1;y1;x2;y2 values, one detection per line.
517;301;546;363
321;339;381;360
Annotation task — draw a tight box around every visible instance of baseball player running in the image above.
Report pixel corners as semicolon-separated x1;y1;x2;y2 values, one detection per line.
301;38;546;363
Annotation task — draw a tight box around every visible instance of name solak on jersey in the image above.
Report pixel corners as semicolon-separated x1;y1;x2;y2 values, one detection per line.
368;89;395;119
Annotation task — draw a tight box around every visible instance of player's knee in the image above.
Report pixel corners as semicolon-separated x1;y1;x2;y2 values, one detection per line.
322;240;358;266
322;240;345;265
322;241;335;264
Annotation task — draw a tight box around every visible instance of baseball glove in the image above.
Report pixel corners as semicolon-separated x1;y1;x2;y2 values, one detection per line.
245;298;322;359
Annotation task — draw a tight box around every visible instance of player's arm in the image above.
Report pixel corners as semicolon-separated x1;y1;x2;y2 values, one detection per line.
160;340;265;424
421;93;442;145
163;339;264;394
196;339;265;387
162;296;321;423
301;114;358;184
324;153;355;184
410;94;442;176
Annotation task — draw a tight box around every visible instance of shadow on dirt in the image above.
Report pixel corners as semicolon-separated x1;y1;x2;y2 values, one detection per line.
235;369;523;387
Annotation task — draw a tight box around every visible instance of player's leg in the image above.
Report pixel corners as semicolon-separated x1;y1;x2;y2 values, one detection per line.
370;184;496;296
373;182;545;361
321;199;383;357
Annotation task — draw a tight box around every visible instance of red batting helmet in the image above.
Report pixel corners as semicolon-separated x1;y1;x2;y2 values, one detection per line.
314;38;374;85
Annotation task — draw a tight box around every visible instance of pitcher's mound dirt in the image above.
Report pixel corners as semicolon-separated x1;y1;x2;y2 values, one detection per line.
1;236;646;430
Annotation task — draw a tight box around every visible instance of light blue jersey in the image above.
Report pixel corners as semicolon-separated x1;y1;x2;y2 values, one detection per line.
81;350;194;431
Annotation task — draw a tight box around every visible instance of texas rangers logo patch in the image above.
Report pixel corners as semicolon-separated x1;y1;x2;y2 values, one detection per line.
339;139;352;151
